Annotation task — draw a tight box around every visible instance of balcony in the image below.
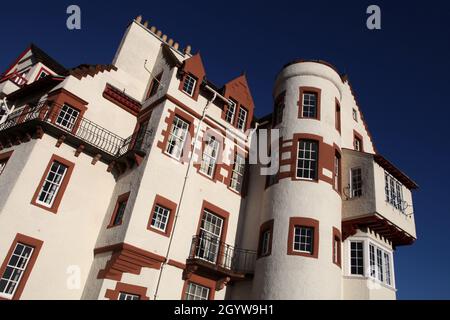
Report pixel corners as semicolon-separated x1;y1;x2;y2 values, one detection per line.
341;148;417;246
185;235;256;283
0;101;152;169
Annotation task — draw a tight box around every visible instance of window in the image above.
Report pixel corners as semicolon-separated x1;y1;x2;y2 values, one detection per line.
225;100;236;124
150;205;170;232
302;92;318;118
288;217;319;258
261;230;271;256
335;102;341;133
37;71;49;80
185;282;209;300
350;168;363;198
273;91;285;126
0;151;13;176
0;243;34;299
332;228;341;267
118;292;140;300
293;226;314;254
165;116;189;160
352;108;358;121
55;104;80;131
36;161;68;208
354;136;362;152
236;107;248;131
258;220;274;258
333;152;341;192
350;241;364;275
368;242;393;286
230;154;245;192
31;155;74;213
200;136;220;177
196;210;224;264
385;171;404;212
296;140;318;180
146;72;162;99
333;237;340;264
147;195;177;237
182;74;196;97
108;192;130;228
0;234;43;300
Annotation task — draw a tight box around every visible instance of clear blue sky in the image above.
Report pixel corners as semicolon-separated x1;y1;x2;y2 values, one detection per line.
1;0;449;299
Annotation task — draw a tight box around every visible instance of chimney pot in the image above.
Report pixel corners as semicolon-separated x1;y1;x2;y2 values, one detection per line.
156;30;162;37
143;21;149;28
173;42;179;50
135;15;143;23
184;45;192;54
168;38;174;46
162;34;168;42
150;26;156;32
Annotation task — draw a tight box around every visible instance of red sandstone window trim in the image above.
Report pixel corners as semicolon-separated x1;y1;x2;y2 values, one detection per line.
30;154;75;214
105;282;150;300
181;274;216;300
0;233;43;300
335;99;341;134
287;217;319;259
257;219;274;258
157;107;195;163
194;131;224;183
147;194;177;237
332;227;342;268
107;192;131;228
298;86;321;120
353;130;364;152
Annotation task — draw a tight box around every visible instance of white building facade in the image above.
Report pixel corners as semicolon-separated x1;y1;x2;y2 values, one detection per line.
0;16;417;300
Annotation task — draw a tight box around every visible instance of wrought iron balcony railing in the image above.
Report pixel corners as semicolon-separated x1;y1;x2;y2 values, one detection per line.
188;234;256;275
0;101;152;161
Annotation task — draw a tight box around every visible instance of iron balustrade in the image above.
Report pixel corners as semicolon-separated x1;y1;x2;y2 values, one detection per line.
0;101;145;158
189;234;256;274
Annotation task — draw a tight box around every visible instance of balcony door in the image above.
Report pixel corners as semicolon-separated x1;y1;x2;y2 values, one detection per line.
197;209;223;264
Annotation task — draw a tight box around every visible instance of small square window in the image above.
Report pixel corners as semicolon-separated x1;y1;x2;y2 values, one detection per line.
352;109;358;122
150;205;171;232
118;292;140;300
182;74;196;97
185;282;209;300
55;104;80;131
293;226;314;254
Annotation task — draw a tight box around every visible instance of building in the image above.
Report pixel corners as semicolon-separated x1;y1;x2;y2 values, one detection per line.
0;16;417;300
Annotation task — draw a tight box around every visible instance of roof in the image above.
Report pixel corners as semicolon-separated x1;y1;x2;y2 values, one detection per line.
7;76;65;101
28;44;68;75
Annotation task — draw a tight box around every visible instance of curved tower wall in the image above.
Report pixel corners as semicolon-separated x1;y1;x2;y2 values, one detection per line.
251;62;344;299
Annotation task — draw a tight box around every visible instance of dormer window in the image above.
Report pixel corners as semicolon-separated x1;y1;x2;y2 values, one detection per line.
236;107;248;131
182;74;196;97
225;100;236;124
352;108;358;122
38;70;49;80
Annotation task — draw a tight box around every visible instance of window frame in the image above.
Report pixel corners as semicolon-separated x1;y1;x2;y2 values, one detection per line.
384;171;405;212
229;153;246;193
31;154;75;214
181;274;215;300
333;151;341;193
287;217;319;258
224;99;237;124
257;219;274;258
353;130;364;152
298;87;321;120
55;104;81;132
236;106;248;131
296;139;319;181
352;108;358;122
182;74;197;97
105;282;149;300
332;227;342;268
350;167;363;198
199;135;220;178
335;99;341;133
0;233;43;300
147;195;177;237
165;115;190;160
146;72;163;99
347;239;395;288
107;192;130;228
349;240;365;276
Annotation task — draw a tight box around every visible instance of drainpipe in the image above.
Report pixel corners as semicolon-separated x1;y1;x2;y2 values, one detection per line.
153;84;229;300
